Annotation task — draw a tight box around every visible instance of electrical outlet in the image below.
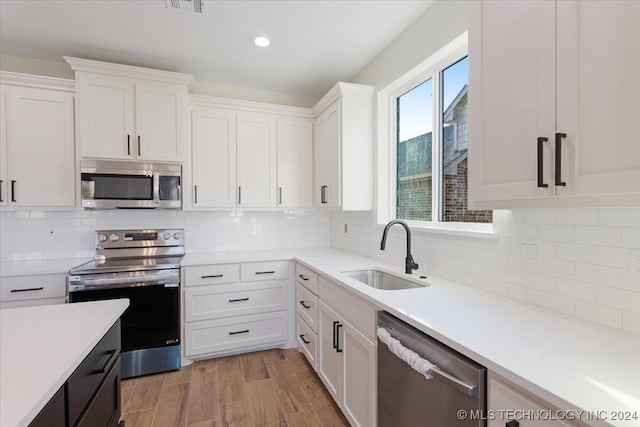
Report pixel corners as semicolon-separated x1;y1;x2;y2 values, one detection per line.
519;239;541;265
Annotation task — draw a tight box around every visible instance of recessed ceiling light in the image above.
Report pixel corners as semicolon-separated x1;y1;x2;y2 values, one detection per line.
254;36;271;47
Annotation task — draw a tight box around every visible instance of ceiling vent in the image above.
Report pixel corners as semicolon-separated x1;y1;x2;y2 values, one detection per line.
165;0;205;15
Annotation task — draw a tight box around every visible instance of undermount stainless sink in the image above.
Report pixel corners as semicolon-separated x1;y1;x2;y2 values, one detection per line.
341;269;429;290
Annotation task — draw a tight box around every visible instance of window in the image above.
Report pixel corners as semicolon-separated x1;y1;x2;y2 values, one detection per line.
389;41;492;228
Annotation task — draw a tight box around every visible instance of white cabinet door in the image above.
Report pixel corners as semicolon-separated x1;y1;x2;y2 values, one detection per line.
77;75;134;160
277;117;313;208
135;83;185;162
468;0;556;207
191;107;237;208
342;321;376;427
5;87;75;207
0;86;7;207
556;0;640;197
317;300;342;402
236;112;277;208
314;101;341;207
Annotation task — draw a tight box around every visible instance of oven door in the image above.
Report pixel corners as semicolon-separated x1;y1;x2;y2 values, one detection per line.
69;283;180;352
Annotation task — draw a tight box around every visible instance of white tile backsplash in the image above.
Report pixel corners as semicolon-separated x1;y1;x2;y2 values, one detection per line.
0;209;331;262
331;207;640;335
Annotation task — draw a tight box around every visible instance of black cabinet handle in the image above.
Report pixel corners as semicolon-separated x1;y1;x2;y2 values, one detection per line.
91;349;117;375
299;301;310;309
229;329;249;335
238;186;242;204
0;179;3;202
137;135;141;156
11;180;16;202
555;132;567;186
127;134;131;155
228;297;249;302
537;137;549;188
336;323;343;353
201;274;223;278
332;320;339;349
255;271;275;275
298;274;309;281
10;287;44;293
321;185;328;204
506;421;519;427
194;185;198;204
279;187;283;205
299;334;310;344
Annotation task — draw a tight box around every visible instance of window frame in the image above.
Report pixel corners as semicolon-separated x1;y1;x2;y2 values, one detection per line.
377;32;494;236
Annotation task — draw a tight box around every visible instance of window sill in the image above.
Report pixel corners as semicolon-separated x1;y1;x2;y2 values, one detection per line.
379;221;497;239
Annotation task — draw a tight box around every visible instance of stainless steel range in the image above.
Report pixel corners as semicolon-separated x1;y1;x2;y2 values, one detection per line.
68;229;184;379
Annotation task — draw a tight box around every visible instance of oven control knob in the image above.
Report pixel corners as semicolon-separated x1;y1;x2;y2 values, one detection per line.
109;233;119;242
163;232;171;240
97;233;108;243
173;232;182;240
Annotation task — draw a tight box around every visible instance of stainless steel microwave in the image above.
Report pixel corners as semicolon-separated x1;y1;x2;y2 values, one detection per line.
81;160;182;209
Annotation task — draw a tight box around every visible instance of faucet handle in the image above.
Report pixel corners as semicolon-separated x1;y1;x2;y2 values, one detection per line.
405;255;419;274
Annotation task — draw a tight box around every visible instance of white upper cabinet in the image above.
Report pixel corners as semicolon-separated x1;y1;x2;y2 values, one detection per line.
191;106;237;208
0;75;76;208
237;112;278;208
469;0;640;209
66;57;193;163
277;117;313;208
313;82;374;210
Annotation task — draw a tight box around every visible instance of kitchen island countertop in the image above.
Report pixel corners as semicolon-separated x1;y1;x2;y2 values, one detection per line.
0;299;129;427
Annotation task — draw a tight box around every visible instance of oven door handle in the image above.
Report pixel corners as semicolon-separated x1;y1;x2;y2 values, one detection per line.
68;272;179;292
69;281;179;292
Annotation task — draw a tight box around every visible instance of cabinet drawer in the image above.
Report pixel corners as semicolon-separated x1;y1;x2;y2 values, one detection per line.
318;277;376;340
185;311;287;357
296;263;318;294
185;281;287;322
0;274;66;302
184;264;239;287
295;282;318;332
489;378;575;427
240;261;289;282
76;358;121;427
29;385;65;427
67;320;121;427
296;313;317;371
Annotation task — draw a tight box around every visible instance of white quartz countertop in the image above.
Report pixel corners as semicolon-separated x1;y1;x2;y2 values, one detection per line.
0;299;129;427
0;258;91;277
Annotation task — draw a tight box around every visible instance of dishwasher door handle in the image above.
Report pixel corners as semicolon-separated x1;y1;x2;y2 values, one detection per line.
430;366;477;398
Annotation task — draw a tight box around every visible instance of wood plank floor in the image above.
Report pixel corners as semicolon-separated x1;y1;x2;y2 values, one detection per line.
120;348;350;427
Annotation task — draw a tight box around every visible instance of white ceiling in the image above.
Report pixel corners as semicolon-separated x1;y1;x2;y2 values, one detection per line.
0;0;435;98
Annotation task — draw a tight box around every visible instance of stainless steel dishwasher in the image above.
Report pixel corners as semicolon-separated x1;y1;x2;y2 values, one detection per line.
378;311;487;427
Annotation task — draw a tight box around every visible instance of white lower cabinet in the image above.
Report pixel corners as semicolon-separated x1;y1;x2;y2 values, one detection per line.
182;261;289;359
315;274;377;427
489;375;576;427
0;273;67;309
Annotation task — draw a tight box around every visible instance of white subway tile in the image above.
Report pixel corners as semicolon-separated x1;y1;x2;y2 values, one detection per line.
621;228;640;249
508;284;538;305
523;209;557;224
538;292;575;316
556;278;597;302
597;287;640;314
622;311;640;335
471;261;494;278
494;265;522;285
509;223;538;239
597;246;631;269
555;243;597;264
556;208;599;225
541;242;556;259
575;226;621;247
575;263;622;288
621;269;640;292
522;271;555;292
539;258;575;280
599;208;640;227
481;277;509;296
539;225;574;243
576;301;622;329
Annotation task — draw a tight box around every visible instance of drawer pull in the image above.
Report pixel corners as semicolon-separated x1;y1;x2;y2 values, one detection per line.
298;274;309;281
201;274;223;279
255;271;275;275
299;334;310;344
299;301;310;309
10;287;44;293
506;421;519;427
229;329;250;335
229;297;249;302
91;349;118;375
